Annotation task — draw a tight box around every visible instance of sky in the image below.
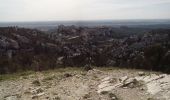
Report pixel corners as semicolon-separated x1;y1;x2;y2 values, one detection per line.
0;0;170;22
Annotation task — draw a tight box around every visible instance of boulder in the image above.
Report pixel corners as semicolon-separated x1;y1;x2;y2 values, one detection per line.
13;34;29;43
5;95;18;100
0;37;19;49
138;72;145;76
31;92;45;99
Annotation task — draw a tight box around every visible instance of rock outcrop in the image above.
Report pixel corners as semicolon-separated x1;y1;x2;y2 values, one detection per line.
0;26;170;74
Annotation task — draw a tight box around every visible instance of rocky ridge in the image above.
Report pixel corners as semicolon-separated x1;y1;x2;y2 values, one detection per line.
1;68;170;100
0;26;170;74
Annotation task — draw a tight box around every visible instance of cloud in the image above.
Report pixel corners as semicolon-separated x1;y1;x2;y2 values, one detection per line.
0;0;170;21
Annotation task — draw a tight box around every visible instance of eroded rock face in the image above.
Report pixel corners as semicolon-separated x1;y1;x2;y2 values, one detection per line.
1;68;170;100
0;35;19;49
12;34;30;44
135;74;170;100
8;39;19;49
97;73;170;100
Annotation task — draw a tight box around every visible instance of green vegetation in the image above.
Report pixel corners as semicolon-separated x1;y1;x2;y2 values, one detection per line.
0;71;33;81
0;27;170;74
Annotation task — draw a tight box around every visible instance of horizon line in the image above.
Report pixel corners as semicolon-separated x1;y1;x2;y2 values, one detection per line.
1;19;170;23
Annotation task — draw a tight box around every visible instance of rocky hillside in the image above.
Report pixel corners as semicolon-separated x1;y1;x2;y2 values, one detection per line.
0;68;170;100
0;26;170;74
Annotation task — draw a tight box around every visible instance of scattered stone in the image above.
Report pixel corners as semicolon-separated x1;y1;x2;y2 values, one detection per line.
87;69;103;76
24;90;32;94
36;88;44;94
109;93;119;100
102;76;112;82
37;92;45;96
64;73;72;78
147;98;155;100
98;76;122;93
32;92;45;99
122;78;139;88
4;95;18;100
83;93;91;99
100;91;109;95
46;96;49;99
138;72;145;76
32;80;41;86
84;65;93;71
32;95;38;99
29;87;44;95
119;76;128;83
53;96;61;100
111;96;117;100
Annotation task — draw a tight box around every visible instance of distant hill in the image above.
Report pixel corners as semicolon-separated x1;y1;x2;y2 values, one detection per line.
0;26;170;74
1;19;170;31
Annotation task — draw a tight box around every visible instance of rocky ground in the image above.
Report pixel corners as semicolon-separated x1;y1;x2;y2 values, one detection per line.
0;67;170;100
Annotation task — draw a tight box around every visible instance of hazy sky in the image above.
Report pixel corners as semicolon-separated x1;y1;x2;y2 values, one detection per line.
1;0;170;22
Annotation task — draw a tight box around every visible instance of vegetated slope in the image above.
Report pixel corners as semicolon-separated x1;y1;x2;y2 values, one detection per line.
0;26;170;74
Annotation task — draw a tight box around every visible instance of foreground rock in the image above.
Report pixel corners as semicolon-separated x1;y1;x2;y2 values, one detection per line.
97;72;170;100
135;74;170;100
0;68;170;100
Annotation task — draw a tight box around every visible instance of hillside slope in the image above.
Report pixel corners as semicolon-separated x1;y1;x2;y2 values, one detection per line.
1;68;170;100
0;26;170;74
